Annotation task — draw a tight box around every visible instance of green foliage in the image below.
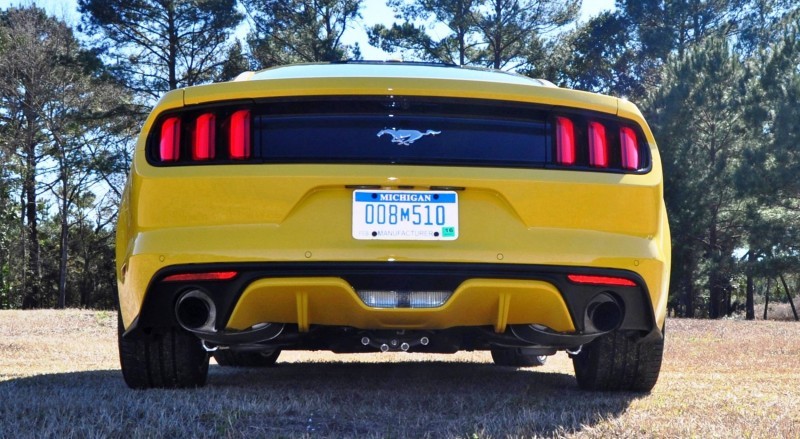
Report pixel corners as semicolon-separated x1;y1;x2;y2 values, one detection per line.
370;0;578;69
244;0;363;68
0;6;132;309
0;0;799;318
646;37;748;317
78;0;243;100
535;11;645;98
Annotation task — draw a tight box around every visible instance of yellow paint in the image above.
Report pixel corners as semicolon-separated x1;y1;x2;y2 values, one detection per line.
116;63;670;334
225;278;575;332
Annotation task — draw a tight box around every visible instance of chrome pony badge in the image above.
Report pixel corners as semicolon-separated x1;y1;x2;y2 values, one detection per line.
377;128;441;146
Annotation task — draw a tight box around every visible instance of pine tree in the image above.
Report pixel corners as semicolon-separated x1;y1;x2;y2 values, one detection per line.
369;0;577;70
79;0;243;101
244;0;363;68
646;38;747;317
0;6;131;308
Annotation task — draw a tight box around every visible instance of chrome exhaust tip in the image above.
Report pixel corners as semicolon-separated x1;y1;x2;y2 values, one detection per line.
175;289;217;332
586;293;623;332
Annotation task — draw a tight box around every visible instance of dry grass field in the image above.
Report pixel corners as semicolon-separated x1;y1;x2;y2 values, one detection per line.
0;310;797;438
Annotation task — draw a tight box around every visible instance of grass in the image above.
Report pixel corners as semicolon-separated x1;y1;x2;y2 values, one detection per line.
0;310;798;438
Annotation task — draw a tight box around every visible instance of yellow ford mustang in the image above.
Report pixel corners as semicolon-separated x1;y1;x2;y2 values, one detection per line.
116;62;670;391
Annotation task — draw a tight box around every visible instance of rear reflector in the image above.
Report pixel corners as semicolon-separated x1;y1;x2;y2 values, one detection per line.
160;117;181;162
620;126;639;170
555;117;575;165
193;113;216;160
567;274;636;287
162;271;239;282
230;110;251;159
588;121;607;167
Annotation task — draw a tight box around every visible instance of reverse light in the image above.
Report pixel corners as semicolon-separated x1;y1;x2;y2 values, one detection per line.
620;126;639;170
229;110;251;159
588;121;608;168
159;117;181;162
193;113;216;160
357;290;452;308
162;271;239;282
567;274;636;287
555;117;575;165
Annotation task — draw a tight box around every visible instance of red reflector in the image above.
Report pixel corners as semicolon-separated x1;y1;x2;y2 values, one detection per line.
555;117;575;165
230;110;251;159
567;274;636;287
588;121;607;167
162;271;239;282
160;117;181;162
620;126;639;170
193;113;216;160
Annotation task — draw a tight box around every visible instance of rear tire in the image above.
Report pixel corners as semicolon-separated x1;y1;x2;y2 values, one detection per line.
213;350;281;367
572;330;664;392
118;314;209;389
491;347;548;367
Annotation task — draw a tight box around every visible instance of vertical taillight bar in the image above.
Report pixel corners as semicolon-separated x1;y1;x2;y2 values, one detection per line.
230;110;251;160
588;121;608;168
193;113;216;160
555;116;575;165
620;126;639;170
159;117;181;162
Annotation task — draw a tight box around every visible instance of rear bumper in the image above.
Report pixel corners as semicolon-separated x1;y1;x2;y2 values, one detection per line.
124;262;659;347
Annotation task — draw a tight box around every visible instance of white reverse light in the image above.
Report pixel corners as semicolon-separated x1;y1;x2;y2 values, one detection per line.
357;290;452;308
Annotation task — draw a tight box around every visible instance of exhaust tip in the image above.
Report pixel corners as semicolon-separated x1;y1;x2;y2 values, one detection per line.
175;290;216;332
586;293;623;332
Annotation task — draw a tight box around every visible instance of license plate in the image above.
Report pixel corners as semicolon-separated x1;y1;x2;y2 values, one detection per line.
352;190;459;240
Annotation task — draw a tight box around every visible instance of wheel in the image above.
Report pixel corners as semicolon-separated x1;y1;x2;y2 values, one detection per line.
491;347;548;367
572;330;664;392
118;313;209;389
213;350;281;367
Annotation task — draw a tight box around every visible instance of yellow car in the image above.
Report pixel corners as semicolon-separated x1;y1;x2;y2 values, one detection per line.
116;62;670;391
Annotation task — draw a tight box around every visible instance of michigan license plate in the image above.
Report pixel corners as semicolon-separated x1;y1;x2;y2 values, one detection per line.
352;190;459;240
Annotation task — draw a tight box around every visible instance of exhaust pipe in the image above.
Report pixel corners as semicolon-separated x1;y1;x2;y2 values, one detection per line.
586;293;623;332
175;289;216;332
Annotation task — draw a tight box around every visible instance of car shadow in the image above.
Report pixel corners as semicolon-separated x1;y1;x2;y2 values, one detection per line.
0;360;644;437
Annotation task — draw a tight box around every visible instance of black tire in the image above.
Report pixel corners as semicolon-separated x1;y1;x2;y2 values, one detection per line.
118;314;209;389
213;350;281;367
491;347;548;367
572;330;664;392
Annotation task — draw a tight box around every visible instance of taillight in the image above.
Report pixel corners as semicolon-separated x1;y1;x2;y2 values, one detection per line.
159;117;181;162
567;274;636;287
230;110;251;159
193;113;216;160
162;271;239;282
620;126;639;170
588;121;607;168
555;116;575;165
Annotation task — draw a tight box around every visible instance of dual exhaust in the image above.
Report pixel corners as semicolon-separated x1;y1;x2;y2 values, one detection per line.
174;288;624;350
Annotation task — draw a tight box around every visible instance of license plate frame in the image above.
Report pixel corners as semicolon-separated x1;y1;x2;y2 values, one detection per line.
352;190;459;241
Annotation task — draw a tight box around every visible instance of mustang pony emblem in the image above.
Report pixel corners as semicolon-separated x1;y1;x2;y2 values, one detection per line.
377;129;441;145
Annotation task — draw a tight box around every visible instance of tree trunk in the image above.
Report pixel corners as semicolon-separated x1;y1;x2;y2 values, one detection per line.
779;275;799;321
22;131;39;309
57;194;69;309
763;278;770;320
683;270;695;318
745;252;754;320
745;274;755;320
